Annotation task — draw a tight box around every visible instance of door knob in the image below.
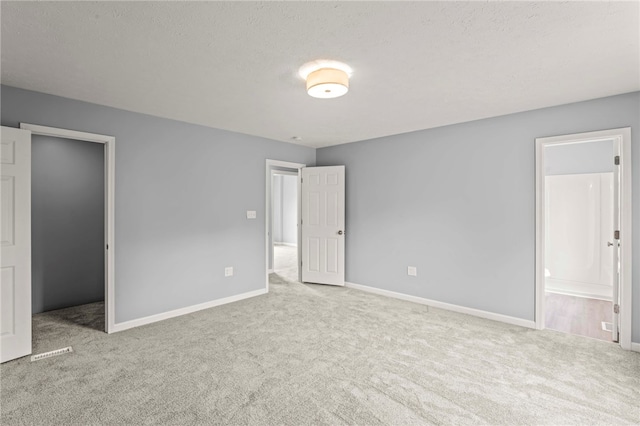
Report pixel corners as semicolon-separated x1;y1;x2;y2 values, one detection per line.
338;230;344;235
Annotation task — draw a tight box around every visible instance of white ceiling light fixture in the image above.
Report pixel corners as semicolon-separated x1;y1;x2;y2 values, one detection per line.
299;59;353;99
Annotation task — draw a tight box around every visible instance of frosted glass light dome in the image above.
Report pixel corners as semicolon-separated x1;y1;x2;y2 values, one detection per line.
299;60;352;99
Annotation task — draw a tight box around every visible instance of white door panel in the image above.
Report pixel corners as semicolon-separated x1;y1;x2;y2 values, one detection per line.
301;166;345;286
1;126;31;363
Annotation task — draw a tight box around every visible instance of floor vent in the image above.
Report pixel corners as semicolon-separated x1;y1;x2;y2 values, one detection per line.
601;322;613;332
31;347;73;362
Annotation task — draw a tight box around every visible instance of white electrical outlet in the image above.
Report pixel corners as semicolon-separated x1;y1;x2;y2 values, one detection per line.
408;266;417;276
246;210;256;219
225;267;234;277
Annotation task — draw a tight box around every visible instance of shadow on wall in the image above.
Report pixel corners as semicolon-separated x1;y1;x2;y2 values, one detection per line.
31;135;105;314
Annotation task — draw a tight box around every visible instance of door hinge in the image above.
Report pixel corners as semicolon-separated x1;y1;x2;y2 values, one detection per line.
614;156;620;165
614;304;620;314
106;244;109;250
614;230;620;240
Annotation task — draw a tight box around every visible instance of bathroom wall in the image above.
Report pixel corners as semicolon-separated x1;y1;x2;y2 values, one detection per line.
545;139;613;175
544;139;615;299
545;172;613;299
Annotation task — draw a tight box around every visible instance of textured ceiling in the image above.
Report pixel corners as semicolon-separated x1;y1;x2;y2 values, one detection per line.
1;1;639;148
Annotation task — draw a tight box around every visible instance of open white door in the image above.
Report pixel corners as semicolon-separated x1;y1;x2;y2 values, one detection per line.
1;126;32;363
611;142;621;342
301;166;345;286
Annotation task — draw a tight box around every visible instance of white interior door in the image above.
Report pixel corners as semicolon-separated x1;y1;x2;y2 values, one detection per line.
611;143;621;342
301;166;345;286
1;126;32;363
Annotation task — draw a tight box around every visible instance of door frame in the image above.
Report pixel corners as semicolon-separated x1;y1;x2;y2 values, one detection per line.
20;123;116;334
265;159;305;291
535;127;632;350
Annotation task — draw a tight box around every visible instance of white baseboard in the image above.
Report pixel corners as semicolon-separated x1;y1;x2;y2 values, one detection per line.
110;288;267;333
345;282;536;329
546;279;612;301
274;242;297;247
631;342;640;353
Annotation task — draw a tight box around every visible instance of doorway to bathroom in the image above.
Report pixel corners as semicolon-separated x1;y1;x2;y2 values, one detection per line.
544;155;613;341
535;128;632;349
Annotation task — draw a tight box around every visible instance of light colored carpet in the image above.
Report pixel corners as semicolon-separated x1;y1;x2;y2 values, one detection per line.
273;243;298;282
1;273;639;425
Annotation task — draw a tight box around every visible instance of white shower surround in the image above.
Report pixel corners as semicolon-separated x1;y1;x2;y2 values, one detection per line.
545;172;614;300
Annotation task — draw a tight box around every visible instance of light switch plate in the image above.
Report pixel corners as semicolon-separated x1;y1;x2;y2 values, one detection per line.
407;266;417;276
246;210;257;219
225;267;233;277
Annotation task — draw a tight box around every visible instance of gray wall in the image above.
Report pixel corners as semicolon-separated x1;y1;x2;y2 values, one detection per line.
268;166;302;270
3;84;638;344
272;175;283;244
545;139;614;175
272;174;297;245
1;85;315;323
32;135;105;313
279;174;297;245
317;92;640;343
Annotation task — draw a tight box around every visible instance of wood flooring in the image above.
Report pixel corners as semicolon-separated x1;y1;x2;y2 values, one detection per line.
545;292;613;342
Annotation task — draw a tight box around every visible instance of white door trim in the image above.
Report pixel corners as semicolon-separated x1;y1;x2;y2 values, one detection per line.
265;160;305;291
20;123;116;334
535;127;632;350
